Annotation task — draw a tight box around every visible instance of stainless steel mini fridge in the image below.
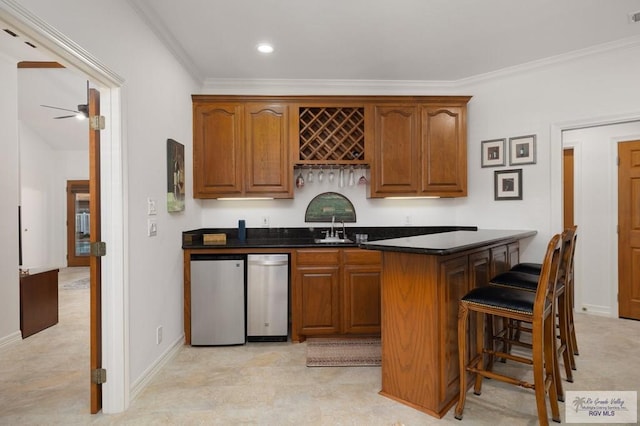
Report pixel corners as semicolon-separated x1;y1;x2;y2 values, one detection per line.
247;254;289;341
190;254;245;346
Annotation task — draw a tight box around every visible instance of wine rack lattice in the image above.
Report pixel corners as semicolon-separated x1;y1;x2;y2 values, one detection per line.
298;107;365;162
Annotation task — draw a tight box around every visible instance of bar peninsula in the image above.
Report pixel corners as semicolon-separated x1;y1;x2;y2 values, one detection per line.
359;229;536;418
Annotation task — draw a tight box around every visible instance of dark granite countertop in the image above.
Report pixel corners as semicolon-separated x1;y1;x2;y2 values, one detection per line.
359;229;537;255
182;226;477;249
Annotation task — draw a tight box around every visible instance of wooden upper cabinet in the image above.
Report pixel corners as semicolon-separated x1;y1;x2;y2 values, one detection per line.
193;103;244;197
192;98;292;198
193;95;469;199
244;103;291;196
370;97;470;198
421;105;467;196
371;105;420;195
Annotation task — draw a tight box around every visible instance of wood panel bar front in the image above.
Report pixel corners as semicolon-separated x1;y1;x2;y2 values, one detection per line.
379;251;443;416
364;229;537;418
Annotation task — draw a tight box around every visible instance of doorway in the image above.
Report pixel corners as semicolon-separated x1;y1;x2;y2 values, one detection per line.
1;6;126;413
67;180;90;267
561;121;640;318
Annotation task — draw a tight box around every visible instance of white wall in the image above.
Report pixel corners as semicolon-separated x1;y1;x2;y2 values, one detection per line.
15;0;201;391
18;121;89;268
0;54;21;347
18;123;56;267
199;173;464;229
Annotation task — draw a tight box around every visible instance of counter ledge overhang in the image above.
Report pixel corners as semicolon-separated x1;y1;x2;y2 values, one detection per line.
358;229;537;255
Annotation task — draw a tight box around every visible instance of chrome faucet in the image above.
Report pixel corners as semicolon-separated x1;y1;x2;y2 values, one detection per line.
330;216;335;238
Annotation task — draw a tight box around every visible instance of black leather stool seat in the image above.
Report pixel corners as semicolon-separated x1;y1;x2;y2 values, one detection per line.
490;270;539;292
462;285;548;314
511;262;543;275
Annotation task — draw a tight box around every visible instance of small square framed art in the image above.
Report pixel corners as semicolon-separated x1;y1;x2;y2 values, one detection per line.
494;169;523;200
481;138;506;167
509;134;536;165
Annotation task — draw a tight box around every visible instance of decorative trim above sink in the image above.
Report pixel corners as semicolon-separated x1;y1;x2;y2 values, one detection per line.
305;192;356;223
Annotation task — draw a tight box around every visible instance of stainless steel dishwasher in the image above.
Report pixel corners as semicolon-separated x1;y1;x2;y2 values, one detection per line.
190;254;245;346
247;254;289;342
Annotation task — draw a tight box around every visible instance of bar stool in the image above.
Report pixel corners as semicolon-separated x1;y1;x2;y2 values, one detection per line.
455;234;563;425
511;226;579;359
492;226;578;389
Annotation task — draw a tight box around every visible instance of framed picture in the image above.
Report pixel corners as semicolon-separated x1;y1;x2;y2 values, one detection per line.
494;169;523;200
481;138;506;167
509;134;536;165
167;138;185;212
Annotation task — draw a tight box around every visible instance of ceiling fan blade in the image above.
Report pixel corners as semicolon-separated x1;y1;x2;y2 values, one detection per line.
41;104;80;113
54;115;77;119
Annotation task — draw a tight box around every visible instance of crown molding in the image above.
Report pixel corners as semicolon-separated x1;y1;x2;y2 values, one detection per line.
200;78;462;96
453;34;640;87
0;0;124;87
127;0;203;84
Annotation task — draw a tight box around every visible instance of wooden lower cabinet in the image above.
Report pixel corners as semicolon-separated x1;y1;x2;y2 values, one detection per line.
343;263;381;334
292;248;382;341
297;265;341;335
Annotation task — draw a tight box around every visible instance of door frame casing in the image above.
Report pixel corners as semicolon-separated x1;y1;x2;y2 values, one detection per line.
0;0;129;413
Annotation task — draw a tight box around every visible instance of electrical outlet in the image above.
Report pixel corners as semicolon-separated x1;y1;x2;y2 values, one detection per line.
156;326;163;344
147;198;157;215
404;215;412;226
261;216;270;227
147;219;158;237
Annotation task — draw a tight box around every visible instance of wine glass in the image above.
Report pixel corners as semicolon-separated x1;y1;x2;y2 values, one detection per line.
328;166;335;183
318;167;324;183
358;166;368;185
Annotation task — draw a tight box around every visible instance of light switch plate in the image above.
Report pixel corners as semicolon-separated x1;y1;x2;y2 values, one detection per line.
147;198;157;216
147;219;157;237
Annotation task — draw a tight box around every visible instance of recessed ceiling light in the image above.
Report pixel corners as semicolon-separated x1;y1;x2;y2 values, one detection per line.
257;43;274;54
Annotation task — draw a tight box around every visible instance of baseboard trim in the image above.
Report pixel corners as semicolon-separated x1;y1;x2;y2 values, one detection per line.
130;334;184;401
578;304;612;317
0;331;22;349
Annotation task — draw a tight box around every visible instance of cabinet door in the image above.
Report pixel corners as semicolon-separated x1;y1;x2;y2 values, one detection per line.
371;105;420;196
490;245;509;277
438;255;469;406
469;249;491;289
342;264;381;334
193;103;244;197
507;242;520;268
296;266;340;335
245;103;292;197
421;105;467;196
468;249;492;370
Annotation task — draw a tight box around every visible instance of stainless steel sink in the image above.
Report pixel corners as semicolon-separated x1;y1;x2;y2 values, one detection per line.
314;238;354;244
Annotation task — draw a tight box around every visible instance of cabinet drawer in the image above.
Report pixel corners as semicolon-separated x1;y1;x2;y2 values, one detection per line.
296;249;340;265
342;249;382;265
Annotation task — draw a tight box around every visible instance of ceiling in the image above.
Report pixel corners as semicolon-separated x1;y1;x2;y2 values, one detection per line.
131;0;640;81
3;0;640;152
0;25;88;151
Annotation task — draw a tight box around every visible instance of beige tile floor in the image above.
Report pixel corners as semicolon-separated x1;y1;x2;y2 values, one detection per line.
1;267;639;425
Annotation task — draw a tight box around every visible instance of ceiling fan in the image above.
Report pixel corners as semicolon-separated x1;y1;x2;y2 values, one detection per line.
40;103;88;120
40;80;90;120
